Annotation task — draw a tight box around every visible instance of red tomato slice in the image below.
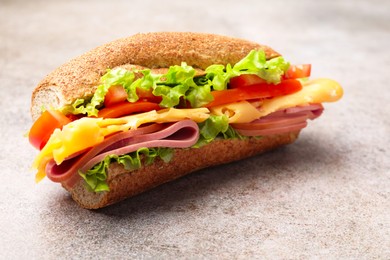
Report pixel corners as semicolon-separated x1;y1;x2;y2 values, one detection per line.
284;64;311;79
137;88;163;103
104;85;163;107
104;85;128;107
229;74;267;88
98;101;161;118
205;79;302;108
29;110;71;150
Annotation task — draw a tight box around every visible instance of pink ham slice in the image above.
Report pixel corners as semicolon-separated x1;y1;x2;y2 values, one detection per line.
46;120;200;187
232;103;324;136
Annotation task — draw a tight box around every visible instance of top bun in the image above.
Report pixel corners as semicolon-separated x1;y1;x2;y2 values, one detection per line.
31;32;279;120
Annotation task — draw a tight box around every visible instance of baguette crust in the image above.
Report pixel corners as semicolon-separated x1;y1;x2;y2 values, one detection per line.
31;32;279;120
67;132;299;209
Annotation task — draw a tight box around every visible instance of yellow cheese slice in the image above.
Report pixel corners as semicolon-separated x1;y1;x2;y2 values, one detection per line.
258;78;343;117
210;101;262;123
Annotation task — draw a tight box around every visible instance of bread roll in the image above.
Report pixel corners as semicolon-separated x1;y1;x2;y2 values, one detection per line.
31;32;299;209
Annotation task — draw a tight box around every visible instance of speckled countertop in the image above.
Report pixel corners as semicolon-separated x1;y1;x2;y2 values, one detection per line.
1;0;389;258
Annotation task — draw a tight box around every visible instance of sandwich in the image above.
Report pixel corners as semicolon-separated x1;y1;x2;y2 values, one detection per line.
29;32;343;209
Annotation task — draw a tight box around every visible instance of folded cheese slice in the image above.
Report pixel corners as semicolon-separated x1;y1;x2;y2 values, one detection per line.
257;78;343;117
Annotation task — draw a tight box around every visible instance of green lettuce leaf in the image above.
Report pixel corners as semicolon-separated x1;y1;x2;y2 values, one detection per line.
205;50;290;91
79;156;111;192
153;62;210;108
199;114;229;141
186;83;214;108
153;83;188;108
205;63;238;91
61;68;138;116
132;70;159;96
63;50;290;115
222;125;247;140
193;114;246;148
79;147;174;192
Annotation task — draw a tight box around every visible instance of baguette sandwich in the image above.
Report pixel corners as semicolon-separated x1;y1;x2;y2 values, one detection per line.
29;32;343;209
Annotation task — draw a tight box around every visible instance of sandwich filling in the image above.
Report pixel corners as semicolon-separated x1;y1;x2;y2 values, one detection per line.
29;50;343;192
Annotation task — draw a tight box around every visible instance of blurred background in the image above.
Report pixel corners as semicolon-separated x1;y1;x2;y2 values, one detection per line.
1;0;389;258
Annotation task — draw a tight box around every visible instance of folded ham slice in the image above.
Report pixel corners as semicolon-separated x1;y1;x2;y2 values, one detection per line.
232;103;324;136
46;120;200;187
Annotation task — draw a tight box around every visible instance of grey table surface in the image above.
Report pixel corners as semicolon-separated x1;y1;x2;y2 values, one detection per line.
1;0;389;259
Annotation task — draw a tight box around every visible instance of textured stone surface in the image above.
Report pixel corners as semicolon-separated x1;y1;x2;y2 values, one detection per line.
1;0;389;258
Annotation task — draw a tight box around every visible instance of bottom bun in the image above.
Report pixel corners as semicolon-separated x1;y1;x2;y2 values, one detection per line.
65;132;299;209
